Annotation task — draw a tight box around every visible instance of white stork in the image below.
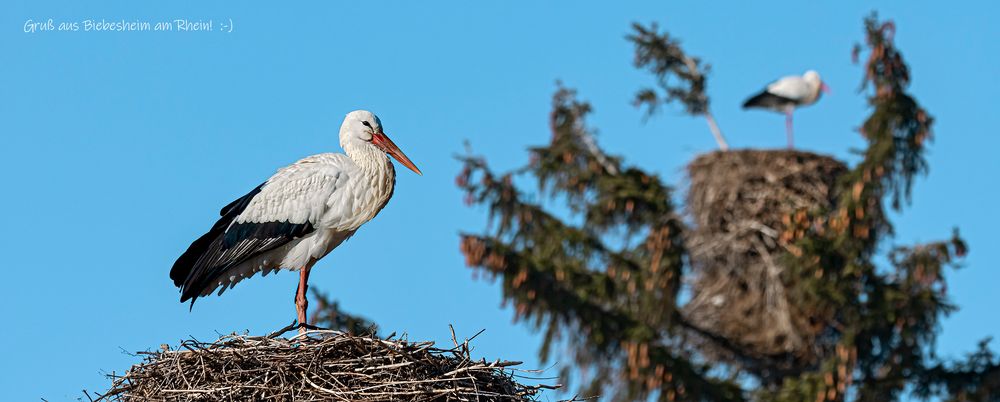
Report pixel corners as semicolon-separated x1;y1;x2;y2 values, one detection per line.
170;110;421;331
742;70;830;149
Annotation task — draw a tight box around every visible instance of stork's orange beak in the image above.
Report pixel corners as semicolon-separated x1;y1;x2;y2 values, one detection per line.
373;132;422;175
821;82;832;94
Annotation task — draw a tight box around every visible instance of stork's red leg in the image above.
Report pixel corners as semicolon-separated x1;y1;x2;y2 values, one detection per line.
785;110;795;149
295;265;312;333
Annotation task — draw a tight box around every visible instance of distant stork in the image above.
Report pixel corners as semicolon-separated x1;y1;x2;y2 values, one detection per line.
170;110;421;331
743;70;830;148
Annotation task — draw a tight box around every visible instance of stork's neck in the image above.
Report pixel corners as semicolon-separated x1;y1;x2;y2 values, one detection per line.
343;141;397;199
345;142;396;178
804;80;823;104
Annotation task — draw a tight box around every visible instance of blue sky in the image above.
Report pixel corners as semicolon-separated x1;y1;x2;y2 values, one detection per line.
2;1;997;400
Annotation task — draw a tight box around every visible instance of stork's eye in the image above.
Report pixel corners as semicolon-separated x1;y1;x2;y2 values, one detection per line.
362;121;373;129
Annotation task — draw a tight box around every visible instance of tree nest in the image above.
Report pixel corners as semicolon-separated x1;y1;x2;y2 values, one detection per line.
96;329;549;401
682;149;847;366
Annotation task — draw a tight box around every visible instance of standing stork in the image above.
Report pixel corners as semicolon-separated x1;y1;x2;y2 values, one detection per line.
170;110;421;332
742;70;830;149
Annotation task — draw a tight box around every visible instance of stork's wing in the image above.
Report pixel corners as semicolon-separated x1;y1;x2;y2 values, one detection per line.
170;153;354;305
765;75;811;101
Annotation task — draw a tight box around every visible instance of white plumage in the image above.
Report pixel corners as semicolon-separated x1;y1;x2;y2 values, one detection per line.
214;153;377;294
171;110;421;328
743;70;830;148
762;71;824;107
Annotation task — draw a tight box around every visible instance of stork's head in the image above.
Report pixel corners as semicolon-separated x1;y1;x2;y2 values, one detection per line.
804;70;831;95
340;110;422;175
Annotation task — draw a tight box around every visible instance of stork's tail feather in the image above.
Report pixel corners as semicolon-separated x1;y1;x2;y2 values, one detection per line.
170;183;264;305
170;230;221;289
170;230;225;304
743;91;795;110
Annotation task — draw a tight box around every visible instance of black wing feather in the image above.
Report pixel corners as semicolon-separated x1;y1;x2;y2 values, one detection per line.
742;90;797;110
170;183;263;288
170;183;315;305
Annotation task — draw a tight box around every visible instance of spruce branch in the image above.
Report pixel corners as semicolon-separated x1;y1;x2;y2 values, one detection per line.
629;23;729;151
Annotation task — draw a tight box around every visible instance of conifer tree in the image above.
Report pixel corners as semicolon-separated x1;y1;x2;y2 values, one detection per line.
455;14;998;402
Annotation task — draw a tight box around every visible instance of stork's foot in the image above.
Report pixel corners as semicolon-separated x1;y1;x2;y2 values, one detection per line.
267;320;324;338
296;321;323;334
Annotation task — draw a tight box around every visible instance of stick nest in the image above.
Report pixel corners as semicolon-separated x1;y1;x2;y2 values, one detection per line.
97;329;548;401
682;149;847;365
